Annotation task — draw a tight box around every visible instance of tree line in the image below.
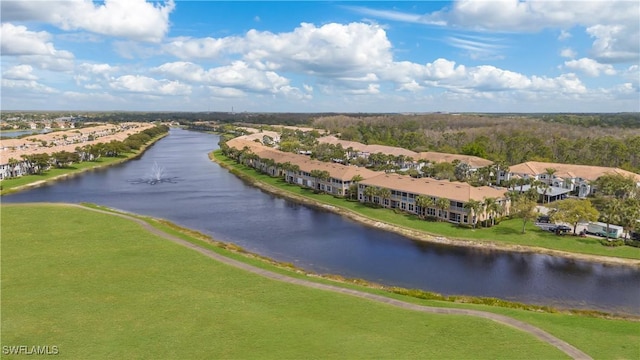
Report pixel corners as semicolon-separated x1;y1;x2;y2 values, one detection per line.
7;125;169;177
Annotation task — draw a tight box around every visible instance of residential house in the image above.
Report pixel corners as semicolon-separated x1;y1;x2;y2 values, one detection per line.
506;161;640;198
358;173;510;225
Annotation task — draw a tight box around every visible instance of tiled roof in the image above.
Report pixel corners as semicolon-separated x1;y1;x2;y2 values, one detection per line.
226;137;381;181
360;173;508;202
509;161;640;182
416;152;493;168
0;123;156;162
317;136;417;157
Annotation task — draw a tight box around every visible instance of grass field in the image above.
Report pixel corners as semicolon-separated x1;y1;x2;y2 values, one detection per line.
3;204;639;359
212;151;640;261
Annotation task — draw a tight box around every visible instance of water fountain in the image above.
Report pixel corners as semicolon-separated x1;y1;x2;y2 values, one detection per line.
128;161;179;185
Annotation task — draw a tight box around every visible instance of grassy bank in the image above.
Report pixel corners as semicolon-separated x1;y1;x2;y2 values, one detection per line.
211;150;640;262
0;133;167;196
1;204;584;359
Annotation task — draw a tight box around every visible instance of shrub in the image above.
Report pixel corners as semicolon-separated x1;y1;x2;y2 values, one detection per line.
599;239;625;247
624;239;640;248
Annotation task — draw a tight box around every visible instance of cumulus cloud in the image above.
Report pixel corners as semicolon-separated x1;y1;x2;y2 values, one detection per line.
560;48;577;59
1;23;75;71
165;22;393;78
2;65;38;80
1;0;175;42
558;30;572;41
564;58;616;77
1;23;63;56
2;78;57;94
153;61;306;97
586;24;639;63
109;75;191;95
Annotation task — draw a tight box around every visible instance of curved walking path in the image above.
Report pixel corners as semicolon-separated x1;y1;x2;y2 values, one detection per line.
74;203;592;360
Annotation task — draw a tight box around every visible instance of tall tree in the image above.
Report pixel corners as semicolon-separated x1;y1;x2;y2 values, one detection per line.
550;199;599;235
415;195;435;219
512;198;538;234
435;197;450;222
464;199;483;228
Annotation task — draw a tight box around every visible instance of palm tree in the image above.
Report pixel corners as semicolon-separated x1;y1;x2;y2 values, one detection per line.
464;199;483;228
351;174;364;183
484;197;503;226
544;167;557;185
363;186;378;204
378;188;391;207
415;195;435;219
435;197;450;222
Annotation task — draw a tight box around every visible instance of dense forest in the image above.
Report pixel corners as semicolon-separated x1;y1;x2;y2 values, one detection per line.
308;114;640;173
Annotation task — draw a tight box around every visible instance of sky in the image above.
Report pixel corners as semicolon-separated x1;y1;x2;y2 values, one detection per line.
1;0;639;113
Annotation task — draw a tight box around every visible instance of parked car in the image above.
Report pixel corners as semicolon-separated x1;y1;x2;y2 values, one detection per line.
549;225;572;235
537;216;551;223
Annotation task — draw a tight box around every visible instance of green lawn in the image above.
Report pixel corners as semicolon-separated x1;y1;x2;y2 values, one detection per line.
213;151;640;261
1;204;579;359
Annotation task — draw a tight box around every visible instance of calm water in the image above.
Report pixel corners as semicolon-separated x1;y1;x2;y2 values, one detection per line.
4;128;640;315
1;129;51;138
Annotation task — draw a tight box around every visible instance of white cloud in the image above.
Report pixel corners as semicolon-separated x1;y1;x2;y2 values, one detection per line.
558;30;572;41
3;65;38;80
345;84;380;95
560;48;577;59
153;60;304;97
1;23;59;56
165;22;393;78
2;78;57;94
110;75;191;95
0;23;75;71
163;36;239;59
564;57;616;77
586;24;640;63
208;86;246;98
1;0;175;42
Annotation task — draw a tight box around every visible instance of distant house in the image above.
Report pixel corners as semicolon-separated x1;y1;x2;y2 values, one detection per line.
317;135;418;161
416;152;493;170
505;161;640;198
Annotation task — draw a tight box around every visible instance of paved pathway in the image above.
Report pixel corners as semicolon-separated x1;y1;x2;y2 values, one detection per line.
75;204;592;360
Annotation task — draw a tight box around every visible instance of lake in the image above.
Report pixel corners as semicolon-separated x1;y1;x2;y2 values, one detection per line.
4;128;639;315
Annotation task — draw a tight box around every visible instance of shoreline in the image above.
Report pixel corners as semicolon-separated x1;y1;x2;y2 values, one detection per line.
210;152;640;268
0;133;168;196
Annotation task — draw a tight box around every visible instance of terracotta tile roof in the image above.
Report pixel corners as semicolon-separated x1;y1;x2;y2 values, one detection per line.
226;137;381;181
509;161;640;182
416;152;493;168
360;173;508;202
0;123;155;162
318;135;418;157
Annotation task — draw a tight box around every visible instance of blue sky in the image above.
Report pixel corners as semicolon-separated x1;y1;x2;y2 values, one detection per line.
1;0;639;113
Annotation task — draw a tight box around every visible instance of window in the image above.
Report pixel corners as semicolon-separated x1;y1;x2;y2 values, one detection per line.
408;204;414;211
401;203;406;210
384;199;389;206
